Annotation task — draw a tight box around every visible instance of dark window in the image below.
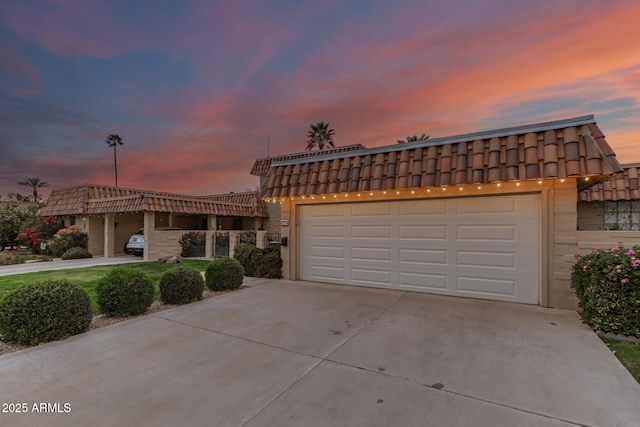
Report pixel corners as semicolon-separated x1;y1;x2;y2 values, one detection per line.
604;201;640;230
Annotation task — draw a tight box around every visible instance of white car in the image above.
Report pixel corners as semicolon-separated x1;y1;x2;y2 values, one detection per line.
124;228;145;256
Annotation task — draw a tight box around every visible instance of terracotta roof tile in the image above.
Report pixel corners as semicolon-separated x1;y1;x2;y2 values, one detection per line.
250;144;366;176
260;115;623;199
579;164;640;201
42;184;268;217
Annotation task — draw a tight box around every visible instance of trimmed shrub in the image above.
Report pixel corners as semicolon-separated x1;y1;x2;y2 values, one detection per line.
61;247;93;260
97;267;154;316
572;245;640;337
233;243;282;279
205;257;244;291
234;243;259;277
47;226;88;257
179;232;206;257
0;280;92;345
257;245;282;279
159;266;204;304
237;230;256;245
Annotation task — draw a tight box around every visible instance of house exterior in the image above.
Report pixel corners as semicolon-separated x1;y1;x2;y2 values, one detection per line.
252;115;622;310
40;184;270;261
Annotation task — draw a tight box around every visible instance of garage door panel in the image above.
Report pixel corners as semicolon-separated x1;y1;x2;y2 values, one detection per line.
399;272;448;290
399;199;448;215
456;276;517;298
306;265;345;282
307;204;346;217
456;250;516;269
351;247;392;262
308;245;345;260
399;225;448;240
457;225;516;242
309;225;345;238
299;195;540;304
351;225;392;239
351;202;392;217
398;249;448;265
351;268;392;286
456;197;516;214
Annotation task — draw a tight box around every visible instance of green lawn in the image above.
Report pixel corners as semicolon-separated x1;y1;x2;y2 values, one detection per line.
603;339;640;383
0;260;212;313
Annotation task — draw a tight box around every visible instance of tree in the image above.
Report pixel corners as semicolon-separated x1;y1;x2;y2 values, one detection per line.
17;177;49;203
397;134;430;144
306;122;335;151
105;134;124;187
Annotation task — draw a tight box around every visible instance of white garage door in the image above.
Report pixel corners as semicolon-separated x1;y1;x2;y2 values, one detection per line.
298;194;540;304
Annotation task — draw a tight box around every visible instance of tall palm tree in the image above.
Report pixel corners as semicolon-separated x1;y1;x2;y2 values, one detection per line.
306;122;335;151
397;134;430;144
105;134;124;187
17;177;49;203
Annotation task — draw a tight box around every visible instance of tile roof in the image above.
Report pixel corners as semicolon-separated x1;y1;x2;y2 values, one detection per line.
579;164;640;201
250;144;366;176
260;115;622;198
41;184;269;217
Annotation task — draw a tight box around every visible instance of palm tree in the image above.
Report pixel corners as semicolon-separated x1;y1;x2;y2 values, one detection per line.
105;134;124;187
18;177;49;203
397;134;430;144
306;122;335;151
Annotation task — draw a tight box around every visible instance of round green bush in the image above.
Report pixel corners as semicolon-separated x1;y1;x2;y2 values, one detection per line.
0;280;92;345
205;257;244;291
159;266;204;304
61;247;93;260
97;267;154;316
233;243;259;277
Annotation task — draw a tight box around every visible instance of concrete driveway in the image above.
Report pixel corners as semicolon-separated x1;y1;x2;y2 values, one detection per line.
1;279;639;426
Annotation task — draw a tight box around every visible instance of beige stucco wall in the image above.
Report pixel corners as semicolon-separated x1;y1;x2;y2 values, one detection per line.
145;228;184;261
86;216;104;256
577;201;604;231
577;231;640;254
277;177;580;310
261;202;282;233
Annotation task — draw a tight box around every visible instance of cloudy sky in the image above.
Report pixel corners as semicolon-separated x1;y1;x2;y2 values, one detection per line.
1;0;639;200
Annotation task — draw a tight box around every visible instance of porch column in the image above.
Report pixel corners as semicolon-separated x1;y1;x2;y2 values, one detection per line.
104;214;115;258
143;211;155;262
205;215;215;258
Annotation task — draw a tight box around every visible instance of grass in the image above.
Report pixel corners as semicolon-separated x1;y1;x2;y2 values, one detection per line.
603;339;640;383
0;260;212;313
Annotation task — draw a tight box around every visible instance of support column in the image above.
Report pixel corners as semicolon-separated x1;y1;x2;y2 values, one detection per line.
205;215;215;259
143;212;155;262
104;214;115;258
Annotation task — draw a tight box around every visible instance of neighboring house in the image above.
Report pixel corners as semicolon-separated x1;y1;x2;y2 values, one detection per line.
252;115;622;310
40;184;270;261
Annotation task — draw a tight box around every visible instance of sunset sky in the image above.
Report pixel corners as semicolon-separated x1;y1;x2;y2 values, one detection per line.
1;0;639;200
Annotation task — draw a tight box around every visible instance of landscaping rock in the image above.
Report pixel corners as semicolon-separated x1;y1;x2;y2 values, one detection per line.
159;256;183;264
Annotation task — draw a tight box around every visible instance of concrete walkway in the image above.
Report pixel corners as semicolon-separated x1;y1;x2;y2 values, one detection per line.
0;255;142;276
0;279;639;426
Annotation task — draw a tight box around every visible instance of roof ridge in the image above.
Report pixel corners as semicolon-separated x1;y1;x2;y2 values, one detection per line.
271;115;597;168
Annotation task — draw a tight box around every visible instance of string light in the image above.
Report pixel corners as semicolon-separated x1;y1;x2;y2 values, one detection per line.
516;182;521;186
560;178;565;183
538;180;543;184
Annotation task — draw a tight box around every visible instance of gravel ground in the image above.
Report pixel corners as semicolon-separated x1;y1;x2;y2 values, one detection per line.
0;288;238;357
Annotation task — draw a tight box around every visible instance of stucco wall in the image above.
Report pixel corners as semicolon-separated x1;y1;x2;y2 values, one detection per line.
577;201;604;231
577;231;640;253
550;180;579;310
145;228;183;261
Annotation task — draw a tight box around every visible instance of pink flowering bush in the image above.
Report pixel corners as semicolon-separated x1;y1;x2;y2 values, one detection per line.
571;245;640;337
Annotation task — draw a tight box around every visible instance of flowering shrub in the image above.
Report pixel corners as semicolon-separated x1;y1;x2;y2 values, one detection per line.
46;226;88;257
571;245;640;337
